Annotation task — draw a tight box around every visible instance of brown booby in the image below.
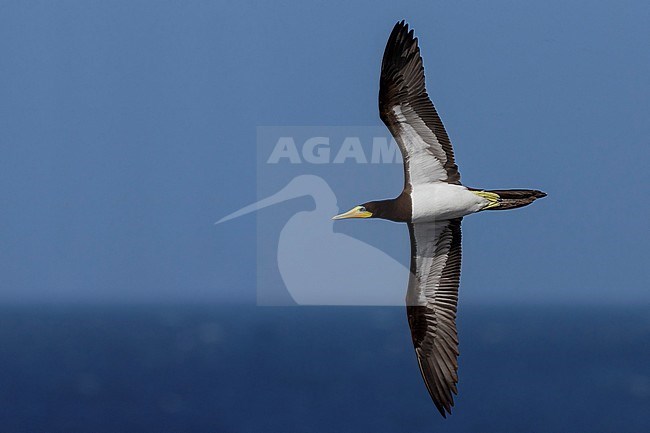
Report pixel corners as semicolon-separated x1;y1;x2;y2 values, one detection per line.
332;21;547;417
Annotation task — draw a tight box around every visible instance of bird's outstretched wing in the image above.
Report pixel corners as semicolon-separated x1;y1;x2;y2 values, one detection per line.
406;218;462;417
379;21;461;187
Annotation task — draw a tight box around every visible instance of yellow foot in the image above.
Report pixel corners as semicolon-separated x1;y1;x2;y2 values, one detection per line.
472;191;501;210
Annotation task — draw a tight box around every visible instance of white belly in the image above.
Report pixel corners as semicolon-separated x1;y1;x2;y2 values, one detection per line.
411;183;488;222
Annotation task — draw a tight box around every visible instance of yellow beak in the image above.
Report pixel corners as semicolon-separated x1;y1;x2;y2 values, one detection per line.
332;206;373;220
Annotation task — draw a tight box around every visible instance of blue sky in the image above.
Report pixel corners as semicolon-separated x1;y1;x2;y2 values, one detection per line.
1;1;648;304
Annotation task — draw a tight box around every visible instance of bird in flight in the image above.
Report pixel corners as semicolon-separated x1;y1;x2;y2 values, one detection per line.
332;21;547;417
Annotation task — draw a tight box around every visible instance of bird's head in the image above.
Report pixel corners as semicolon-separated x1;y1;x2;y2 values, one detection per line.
331;202;379;220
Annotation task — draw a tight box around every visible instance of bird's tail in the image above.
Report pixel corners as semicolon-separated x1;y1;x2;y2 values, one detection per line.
472;189;547;211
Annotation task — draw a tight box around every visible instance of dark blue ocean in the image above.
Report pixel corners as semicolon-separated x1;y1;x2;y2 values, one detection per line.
0;305;648;433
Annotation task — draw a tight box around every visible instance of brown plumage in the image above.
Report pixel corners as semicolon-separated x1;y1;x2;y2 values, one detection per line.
483;189;548;210
378;22;546;417
379;20;461;186
407;218;462;417
333;20;546;418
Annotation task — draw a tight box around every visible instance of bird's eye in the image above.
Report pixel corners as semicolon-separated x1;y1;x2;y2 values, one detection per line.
358;206;366;212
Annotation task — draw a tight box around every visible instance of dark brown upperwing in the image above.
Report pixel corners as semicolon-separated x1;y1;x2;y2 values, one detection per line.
379;21;461;186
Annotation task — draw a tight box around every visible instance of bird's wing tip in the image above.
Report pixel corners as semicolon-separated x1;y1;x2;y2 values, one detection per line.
394;20;409;31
